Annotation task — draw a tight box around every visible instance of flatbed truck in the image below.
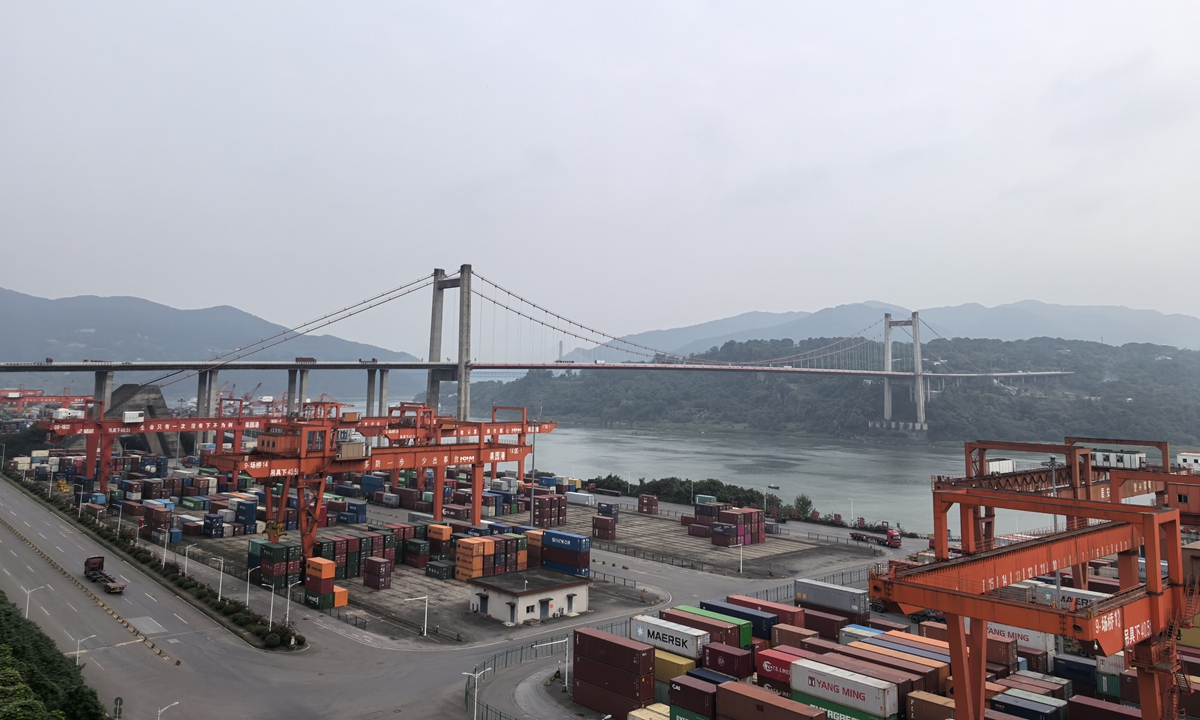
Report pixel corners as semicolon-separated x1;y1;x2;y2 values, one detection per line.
849;528;902;548
83;556;125;594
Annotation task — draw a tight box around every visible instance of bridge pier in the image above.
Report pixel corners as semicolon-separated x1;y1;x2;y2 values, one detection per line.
426;268;447;412
205;369;220;446
92;371;113;418
286;368;298;414
365;368;377;417
883;314;893;421
297;368;310;411
457;264;472;421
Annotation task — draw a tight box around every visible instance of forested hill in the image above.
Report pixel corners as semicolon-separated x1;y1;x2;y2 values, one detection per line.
469;336;1200;445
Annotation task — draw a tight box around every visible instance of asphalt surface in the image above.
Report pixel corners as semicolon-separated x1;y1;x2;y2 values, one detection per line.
1;476;898;719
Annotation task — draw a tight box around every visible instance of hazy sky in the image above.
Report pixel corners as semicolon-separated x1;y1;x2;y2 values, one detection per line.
3;3;1200;355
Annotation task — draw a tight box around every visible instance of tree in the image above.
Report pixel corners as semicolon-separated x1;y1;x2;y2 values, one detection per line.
794;494;815;518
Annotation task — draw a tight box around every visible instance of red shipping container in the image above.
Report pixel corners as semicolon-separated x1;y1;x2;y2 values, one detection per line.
1067;695;1139;719
773;624;819;648
725;595;804;628
757;648;799;684
774;646;816;660
756;675;792;698
801;608;852;640
573;628;654;675
865;617;909;634
715;682;826;719
660;608;741;648
688;524;712;538
571;678;648;717
363;573;391;590
304;575;335;594
701;642;754;679
800;636;840;654
668;675;718;718
572;656;653;701
831;645;937;694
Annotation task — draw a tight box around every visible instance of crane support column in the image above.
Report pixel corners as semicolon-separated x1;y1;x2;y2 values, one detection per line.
432;464;445;521
883;313;893;421
426;268;447;412
366;369;376;418
457;263;473;421
471;464;483;526
946;613;987;720
286;368;297;415
912;311;925;426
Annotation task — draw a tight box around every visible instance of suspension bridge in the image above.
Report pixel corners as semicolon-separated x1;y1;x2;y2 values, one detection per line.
0;264;1069;431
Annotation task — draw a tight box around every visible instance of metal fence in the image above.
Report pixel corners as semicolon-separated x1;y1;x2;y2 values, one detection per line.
591;570;638;588
805;531;873;548
742;582;794;603
591;540;718;573
466;632;571;720
813;565;874;587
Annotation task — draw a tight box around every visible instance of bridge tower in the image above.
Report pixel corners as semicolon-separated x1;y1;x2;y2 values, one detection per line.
882;311;926;429
425;264;473;420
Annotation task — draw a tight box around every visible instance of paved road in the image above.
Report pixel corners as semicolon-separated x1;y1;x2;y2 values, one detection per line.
1;477;893;719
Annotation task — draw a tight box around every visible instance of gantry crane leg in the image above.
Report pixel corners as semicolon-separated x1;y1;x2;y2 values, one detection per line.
432;465;445;521
946;614;987;720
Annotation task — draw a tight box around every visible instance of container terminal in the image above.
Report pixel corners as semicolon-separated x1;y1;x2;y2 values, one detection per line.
6;388;1200;719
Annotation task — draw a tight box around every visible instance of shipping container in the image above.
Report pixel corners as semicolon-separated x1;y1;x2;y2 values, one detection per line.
791;658;899;719
700;642;753;678
668;675;717;719
574;655;655;701
685;667;736;686
809;652;917;706
674;605;752;648
839;625;883;645
1052;655;1096;688
804;608;853;641
717;682;827;720
660;608;741;648
757;648;801;685
831;646;934;694
725;594;805;628
774;624;820;648
698;599;777;640
986;692;1057;720
794;579;870;617
1001;688;1066;720
1065;695;1139;720
575;628;655;675
573;677;650;717
654;650;695;684
905;691;955;720
631;615;710;660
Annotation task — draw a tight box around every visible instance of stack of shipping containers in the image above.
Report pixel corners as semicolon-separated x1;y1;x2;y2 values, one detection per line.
573;628;656;717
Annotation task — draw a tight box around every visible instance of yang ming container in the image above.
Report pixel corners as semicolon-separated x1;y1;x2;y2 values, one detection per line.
791;658;899;719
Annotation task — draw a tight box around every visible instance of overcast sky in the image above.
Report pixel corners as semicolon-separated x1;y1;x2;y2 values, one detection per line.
3;3;1199;355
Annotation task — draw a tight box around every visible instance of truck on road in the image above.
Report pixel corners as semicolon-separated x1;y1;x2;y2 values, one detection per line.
849;528;902;548
83;556;125;594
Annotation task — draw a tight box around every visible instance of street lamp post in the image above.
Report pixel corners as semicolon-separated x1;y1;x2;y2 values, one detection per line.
157;701;179;719
1044;456;1064;655
285;579;302;625
401;595;429;636
116;501;125;537
21;586;44;618
462;668;493;720
849;497;854;527
211;558;225;601
75;634;96;667
183;544;198;576
161;529;170;566
74;484;84;518
268;583;277;626
246;567;254;607
532;637;570;690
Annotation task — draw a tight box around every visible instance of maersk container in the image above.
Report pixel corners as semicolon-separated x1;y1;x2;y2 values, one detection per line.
698;600;777;640
630;615;710;660
839;624;883;645
673;606;751;649
542;530;590;553
794;578;869;617
791;658;898;719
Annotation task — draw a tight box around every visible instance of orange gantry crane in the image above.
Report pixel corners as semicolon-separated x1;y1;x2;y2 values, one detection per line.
204;402;553;558
881;437;1200;720
38;399;554;559
2;386;93;411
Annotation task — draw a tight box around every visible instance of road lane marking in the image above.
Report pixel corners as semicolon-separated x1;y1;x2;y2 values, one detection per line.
39;606;49;616
174;613;188;624
2;568;9;576
38;532;46;539
23;521;29;526
90;658;104;670
144;592;157;602
67;602;78;612
119;575;129;582
76;543;84;549
26;566;34;573
56;546;63;553
46;584;54;591
10;550;16;557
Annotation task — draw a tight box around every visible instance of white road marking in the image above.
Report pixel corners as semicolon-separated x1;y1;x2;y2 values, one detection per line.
118;575;128;582
39;606;49;616
23;521;30;526
56;546;64;553
76;543;84;549
38;532;46;539
8;551;15;557
2;568;9;576
145;592;157;602
46;584;54;591
173;613;188;625
91;658;104;670
67;602;78;612
26;566;34;573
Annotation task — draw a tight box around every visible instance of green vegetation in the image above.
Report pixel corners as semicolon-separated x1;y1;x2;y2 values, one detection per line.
0;428;50;459
0;596;104;720
471;336;1200;444
589;473;782;509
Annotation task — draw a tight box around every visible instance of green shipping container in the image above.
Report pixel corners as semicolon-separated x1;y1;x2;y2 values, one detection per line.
425;561;454;580
334;566;346;580
790;690;894;720
304;589;335;610
669;706;709;720
248;539;265;557
260;542;288;562
260;574;285;589
674;605;752;648
282;541;302;560
1097;672;1121;697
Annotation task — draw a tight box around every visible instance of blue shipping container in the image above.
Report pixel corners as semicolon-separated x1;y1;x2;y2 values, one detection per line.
338;511;359;524
543;531;590;553
540;560;590;578
686;668;736;685
698;600;778;640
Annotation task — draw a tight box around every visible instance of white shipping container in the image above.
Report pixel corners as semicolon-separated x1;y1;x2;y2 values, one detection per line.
122;411;145;423
1178;453;1200;470
838;626;880;645
564;491;597;506
1027;580;1109;609
52;408;85;420
1090;450;1145;469
791;659;898;719
1095;652;1126;675
966;619;1056;654
630;614;710;660
794;578;869;616
986;458;1016;474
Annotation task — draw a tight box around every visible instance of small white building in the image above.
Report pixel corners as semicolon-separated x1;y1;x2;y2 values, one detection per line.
468;569;590;625
1179;453;1200;471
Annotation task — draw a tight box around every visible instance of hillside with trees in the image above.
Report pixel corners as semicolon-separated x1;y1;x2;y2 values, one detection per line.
469;336;1200;445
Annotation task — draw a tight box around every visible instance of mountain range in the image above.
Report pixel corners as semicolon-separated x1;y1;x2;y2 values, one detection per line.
0;286;422;402
568;300;1200;360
